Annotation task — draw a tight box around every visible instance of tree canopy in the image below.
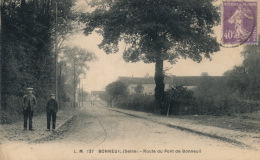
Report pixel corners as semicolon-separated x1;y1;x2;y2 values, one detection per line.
106;81;128;100
81;0;220;63
1;0;76;98
58;46;97;101
225;36;260;100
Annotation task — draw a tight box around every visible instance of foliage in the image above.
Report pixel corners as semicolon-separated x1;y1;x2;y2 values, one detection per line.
1;0;76;105
193;72;260;116
194;73;232;99
134;83;144;94
164;86;197;115
224;66;248;96
59;46;97;101
61;46;97;77
81;0;220;106
81;0;220;62
99;92;110;102
195;97;260;116
81;91;89;102
225;37;260;100
1;95;47;124
115;94;156;113
105;81;129;100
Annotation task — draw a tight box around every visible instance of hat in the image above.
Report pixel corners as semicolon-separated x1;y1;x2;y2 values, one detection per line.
50;93;55;96
27;88;34;90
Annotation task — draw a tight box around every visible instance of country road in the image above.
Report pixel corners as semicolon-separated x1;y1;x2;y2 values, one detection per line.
1;102;259;160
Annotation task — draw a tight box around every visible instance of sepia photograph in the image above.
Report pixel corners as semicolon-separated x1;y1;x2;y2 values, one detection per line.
0;0;259;160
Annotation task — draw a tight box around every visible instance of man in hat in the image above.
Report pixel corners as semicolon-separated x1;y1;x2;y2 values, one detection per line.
22;88;37;131
46;93;58;131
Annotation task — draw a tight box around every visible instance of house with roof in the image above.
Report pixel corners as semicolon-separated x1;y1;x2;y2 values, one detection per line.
118;74;223;95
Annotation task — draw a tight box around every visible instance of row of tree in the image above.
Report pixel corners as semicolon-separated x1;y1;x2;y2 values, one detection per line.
195;37;260;101
1;0;96;112
225;42;260;100
1;0;76;96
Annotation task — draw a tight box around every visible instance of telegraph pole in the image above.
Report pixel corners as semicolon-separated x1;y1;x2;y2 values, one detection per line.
74;58;76;110
78;79;81;107
78;78;87;107
82;85;84;107
55;1;58;101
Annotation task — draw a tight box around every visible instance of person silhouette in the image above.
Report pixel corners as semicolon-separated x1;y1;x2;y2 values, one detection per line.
22;88;37;131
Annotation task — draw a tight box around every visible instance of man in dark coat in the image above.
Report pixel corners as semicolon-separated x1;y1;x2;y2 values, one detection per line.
46;93;58;131
22;88;37;131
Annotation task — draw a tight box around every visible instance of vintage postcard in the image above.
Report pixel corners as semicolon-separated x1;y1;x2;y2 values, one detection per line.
1;0;260;160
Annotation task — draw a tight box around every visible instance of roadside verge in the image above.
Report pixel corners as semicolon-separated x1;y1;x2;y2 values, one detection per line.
0;108;78;144
98;102;260;150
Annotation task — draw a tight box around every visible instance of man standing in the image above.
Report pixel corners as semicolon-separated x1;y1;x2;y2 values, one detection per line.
46;93;58;131
23;88;37;131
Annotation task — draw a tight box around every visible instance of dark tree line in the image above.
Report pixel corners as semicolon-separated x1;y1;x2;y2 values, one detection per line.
225;36;260;100
1;0;76;110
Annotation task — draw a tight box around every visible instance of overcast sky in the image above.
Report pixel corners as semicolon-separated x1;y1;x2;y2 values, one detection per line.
64;0;258;92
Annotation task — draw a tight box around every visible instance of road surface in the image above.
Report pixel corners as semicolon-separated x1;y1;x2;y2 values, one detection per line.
1;102;259;160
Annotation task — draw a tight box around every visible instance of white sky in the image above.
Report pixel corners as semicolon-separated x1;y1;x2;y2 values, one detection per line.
64;0;259;92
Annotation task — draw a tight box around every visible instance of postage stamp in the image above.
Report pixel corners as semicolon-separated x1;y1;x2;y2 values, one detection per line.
222;1;258;45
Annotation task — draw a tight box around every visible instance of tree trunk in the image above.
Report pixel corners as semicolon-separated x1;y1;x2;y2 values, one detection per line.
154;58;165;112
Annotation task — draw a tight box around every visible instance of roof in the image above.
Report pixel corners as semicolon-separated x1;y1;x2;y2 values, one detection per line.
91;91;105;95
118;76;224;86
118;76;155;84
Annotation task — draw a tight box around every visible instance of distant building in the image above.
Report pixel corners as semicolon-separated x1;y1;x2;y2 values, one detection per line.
91;91;105;96
118;74;223;95
118;75;159;95
91;91;105;100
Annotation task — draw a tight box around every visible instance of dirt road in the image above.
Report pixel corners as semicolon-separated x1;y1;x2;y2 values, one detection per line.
1;102;259;160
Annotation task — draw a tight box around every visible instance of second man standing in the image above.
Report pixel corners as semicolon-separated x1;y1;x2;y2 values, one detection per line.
46;93;58;131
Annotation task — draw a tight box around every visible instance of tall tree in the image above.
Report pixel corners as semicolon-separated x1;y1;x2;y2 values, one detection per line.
60;46;97;101
1;0;76;99
106;81;128;101
81;0;220;110
225;36;260;100
1;0;54;97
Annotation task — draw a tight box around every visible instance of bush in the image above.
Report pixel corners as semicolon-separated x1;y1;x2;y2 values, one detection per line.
109;84;260;116
111;86;198;115
195;97;260;116
163;86;198;115
115;94;156;113
114;86;198;116
192;73;260;116
1;95;47;124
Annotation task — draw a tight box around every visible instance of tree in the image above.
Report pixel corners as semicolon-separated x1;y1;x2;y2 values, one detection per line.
60;46;97;102
225;66;248;96
166;85;195;115
135;83;144;94
225;36;260;100
1;0;77;99
195;72;232;99
105;81;128;101
81;0;220;110
1;0;54;98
